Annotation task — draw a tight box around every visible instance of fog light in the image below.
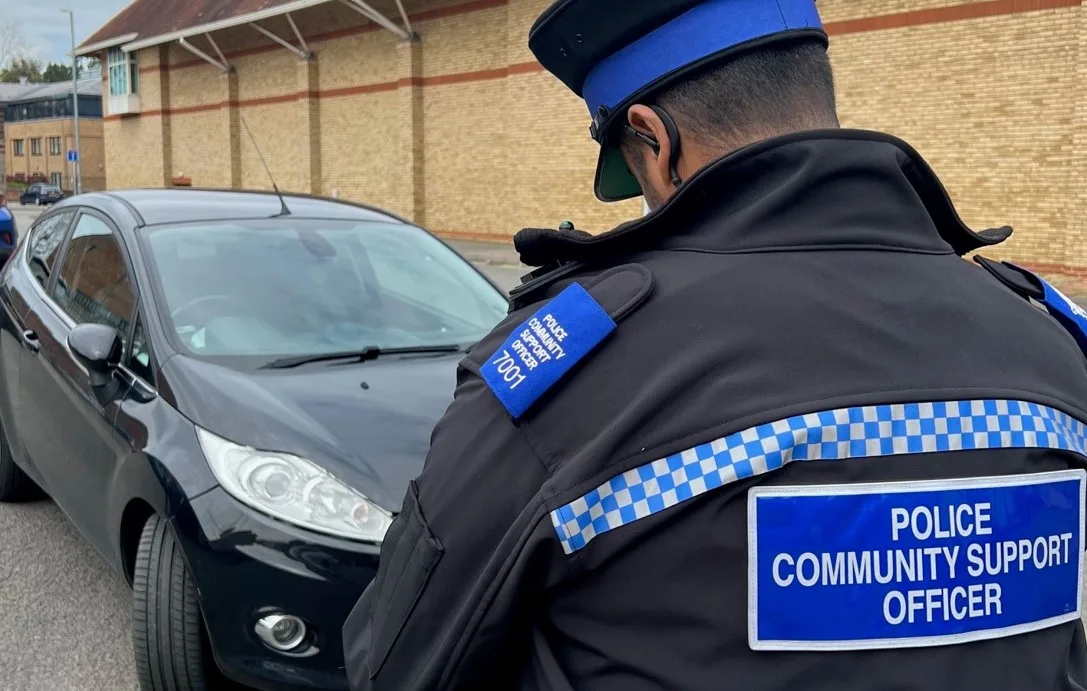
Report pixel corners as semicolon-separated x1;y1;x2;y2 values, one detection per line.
255;614;307;652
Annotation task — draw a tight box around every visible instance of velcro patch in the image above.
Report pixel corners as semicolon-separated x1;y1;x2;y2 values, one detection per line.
480;282;616;419
747;470;1086;651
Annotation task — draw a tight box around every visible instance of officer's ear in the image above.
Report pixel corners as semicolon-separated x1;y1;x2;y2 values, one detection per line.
627;105;680;201
626;103;682;205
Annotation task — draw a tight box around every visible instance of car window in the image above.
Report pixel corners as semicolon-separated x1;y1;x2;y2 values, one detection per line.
127;312;154;383
51;213;136;346
363;234;503;327
27;210;75;289
27;185;39;194
143;219;509;362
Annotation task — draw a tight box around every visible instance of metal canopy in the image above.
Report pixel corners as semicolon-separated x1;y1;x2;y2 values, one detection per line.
250;13;311;59
122;0;415;72
339;0;412;40
177;35;230;72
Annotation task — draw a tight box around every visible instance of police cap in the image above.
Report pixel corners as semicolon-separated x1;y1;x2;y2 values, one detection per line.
529;0;827;202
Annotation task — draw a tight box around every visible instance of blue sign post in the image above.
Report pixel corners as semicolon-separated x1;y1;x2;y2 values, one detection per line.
748;470;1085;651
67;149;78;162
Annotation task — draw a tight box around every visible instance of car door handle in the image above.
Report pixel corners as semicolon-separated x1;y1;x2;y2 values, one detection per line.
20;330;40;353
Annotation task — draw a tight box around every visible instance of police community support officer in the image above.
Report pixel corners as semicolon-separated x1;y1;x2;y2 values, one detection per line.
343;0;1087;688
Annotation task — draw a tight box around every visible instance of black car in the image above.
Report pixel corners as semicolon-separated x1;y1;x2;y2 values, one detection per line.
19;183;64;206
0;189;510;690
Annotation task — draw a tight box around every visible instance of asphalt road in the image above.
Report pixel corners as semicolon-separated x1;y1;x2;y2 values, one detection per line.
0;202;522;691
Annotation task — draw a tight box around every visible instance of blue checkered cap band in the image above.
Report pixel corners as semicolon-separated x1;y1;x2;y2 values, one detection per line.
550;399;1087;555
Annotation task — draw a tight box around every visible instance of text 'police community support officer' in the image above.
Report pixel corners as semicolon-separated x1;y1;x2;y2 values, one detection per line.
342;0;1087;689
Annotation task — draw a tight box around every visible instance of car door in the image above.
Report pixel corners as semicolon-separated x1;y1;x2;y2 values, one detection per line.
2;208;77;482
18;209;138;549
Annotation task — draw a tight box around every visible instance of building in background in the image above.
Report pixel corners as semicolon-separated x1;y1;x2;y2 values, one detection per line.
0;82;40;186
3;78;106;193
76;0;1086;274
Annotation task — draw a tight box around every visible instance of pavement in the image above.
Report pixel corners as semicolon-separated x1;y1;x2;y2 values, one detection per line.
4;203;1087;690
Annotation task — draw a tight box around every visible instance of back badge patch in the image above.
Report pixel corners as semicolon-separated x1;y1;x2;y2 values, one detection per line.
747;470;1086;651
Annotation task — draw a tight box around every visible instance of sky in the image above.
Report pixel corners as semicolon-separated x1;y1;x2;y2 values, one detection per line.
2;0;130;64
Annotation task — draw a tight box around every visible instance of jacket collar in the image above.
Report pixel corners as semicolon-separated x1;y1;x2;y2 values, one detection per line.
512;130;1010;279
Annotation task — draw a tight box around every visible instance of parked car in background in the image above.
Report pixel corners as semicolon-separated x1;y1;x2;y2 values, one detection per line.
0;203;17;265
0;188;510;691
19;183;64;206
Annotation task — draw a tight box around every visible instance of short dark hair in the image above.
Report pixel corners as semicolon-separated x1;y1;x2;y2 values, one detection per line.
621;37;838;165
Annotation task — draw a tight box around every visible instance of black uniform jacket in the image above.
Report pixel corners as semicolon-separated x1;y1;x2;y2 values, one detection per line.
343;129;1087;691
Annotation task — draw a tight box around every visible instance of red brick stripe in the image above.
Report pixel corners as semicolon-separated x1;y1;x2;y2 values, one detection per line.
508;61;545;75
106;62;550;120
421;66;509;86
825;0;1081;36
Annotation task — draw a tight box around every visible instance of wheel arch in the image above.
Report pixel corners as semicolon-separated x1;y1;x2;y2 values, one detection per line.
119;498;158;585
109;449;199;585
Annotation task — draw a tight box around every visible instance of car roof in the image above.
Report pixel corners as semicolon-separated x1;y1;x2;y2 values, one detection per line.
87;188;409;227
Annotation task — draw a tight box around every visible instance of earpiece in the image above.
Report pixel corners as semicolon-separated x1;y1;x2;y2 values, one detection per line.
650;105;683;187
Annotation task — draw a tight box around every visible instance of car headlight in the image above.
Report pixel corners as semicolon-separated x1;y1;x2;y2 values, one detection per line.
196;427;392;543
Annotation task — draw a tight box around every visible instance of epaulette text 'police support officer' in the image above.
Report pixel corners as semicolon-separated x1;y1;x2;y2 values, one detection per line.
481;264;654;419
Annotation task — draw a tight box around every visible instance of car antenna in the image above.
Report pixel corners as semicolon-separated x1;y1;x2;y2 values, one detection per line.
239;112;291;218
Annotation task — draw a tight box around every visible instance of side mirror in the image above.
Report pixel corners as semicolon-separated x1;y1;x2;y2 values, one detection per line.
68;323;122;389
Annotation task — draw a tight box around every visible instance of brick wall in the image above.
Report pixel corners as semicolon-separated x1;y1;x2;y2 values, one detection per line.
96;0;1086;272
826;0;1085;273
3;115;106;192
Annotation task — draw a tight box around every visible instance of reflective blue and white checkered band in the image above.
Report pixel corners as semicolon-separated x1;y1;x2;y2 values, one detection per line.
550;399;1087;555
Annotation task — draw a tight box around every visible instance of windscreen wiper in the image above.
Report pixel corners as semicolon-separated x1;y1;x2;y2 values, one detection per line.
260;345;464;370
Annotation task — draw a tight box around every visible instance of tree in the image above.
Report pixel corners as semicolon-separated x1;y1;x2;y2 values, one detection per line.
42;62;73;83
0;20;28;68
81;57;101;78
0;56;43;83
38;58;99;83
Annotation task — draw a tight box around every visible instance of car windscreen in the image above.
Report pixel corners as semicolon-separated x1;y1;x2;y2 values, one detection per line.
141;218;510;363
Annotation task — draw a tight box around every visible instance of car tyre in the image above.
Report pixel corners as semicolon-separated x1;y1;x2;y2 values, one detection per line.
0;417;41;502
133;514;219;691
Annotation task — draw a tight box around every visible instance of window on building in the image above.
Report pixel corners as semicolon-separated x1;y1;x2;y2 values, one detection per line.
12;139;23;156
30;138;41;156
108;47;139;97
49;137;62;156
51;213;136;345
78;96;104;118
27;209;76;290
51;172;62;187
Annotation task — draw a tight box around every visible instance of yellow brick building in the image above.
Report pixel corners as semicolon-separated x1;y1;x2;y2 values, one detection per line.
3;79;107;193
78;0;1086;274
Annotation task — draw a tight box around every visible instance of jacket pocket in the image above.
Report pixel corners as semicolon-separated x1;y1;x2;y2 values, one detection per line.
369;479;444;680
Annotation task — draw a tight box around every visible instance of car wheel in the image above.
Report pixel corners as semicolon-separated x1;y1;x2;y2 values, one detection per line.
0;417;40;502
133;514;221;691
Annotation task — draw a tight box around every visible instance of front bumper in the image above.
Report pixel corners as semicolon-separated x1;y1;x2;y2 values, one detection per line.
172;486;381;691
